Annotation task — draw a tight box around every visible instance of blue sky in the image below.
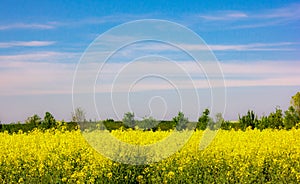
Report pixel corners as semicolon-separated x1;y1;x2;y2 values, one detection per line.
0;0;299;123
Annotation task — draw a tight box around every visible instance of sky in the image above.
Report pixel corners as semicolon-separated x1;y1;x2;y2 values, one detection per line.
0;0;299;123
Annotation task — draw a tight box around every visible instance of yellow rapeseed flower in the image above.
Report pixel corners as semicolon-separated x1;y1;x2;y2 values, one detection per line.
168;171;175;178
107;172;113;179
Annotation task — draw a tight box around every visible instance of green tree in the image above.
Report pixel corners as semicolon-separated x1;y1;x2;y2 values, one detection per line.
26;114;42;128
239;110;258;130
173;112;188;130
268;107;284;129
291;92;300;115
139;116;158;130
282;92;300;130
72;107;86;123
123;112;135;128
42;112;56;129
214;112;225;130
197;109;211;130
220;120;233;130
284;106;299;130
257;115;269;130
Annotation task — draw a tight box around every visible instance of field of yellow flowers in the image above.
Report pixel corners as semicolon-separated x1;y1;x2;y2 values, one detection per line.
1;128;300;183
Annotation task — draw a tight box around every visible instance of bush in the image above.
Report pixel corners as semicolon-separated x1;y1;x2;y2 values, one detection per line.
173;112;189;130
239;110;258;131
197;109;211;130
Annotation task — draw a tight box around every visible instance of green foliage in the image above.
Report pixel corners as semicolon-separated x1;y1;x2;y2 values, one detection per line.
291;92;300;115
0;121;78;134
122;112;136;128
206;112;224;130
155;121;176;131
197;109;211;130
102;119;125;131
137;116;158;130
283;92;300;130
71;107;86;123
239;110;258;130
268;107;284;129
26;114;42;128
284;106;299;130
214;113;225;130
221;120;240;130
257;116;269;130
173;112;188;130
42;112;57;129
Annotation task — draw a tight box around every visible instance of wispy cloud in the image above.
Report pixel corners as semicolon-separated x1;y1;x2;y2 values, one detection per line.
71;59;300;94
258;3;300;19
0;51;79;95
0;22;57;30
114;41;298;53
0;41;56;48
78;40;297;65
1;57;299;96
0;51;79;63
0;14;157;32
60;14;158;28
3;3;299;32
0;61;75;95
183;42;297;51
189;3;300;29
198;11;248;21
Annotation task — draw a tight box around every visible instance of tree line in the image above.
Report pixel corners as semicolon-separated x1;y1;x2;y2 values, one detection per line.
1;92;299;133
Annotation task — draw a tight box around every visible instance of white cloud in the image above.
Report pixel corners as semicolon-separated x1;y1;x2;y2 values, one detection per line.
1;59;299;95
0;61;76;95
0;51;79;63
73;60;300;93
0;41;56;48
189;3;300;29
0;23;56;30
208;3;300;21
182;42;297;51
258;3;300;19
111;41;297;53
0;51;80;95
57;14;158;28
0;48;299;95
198;11;248;21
